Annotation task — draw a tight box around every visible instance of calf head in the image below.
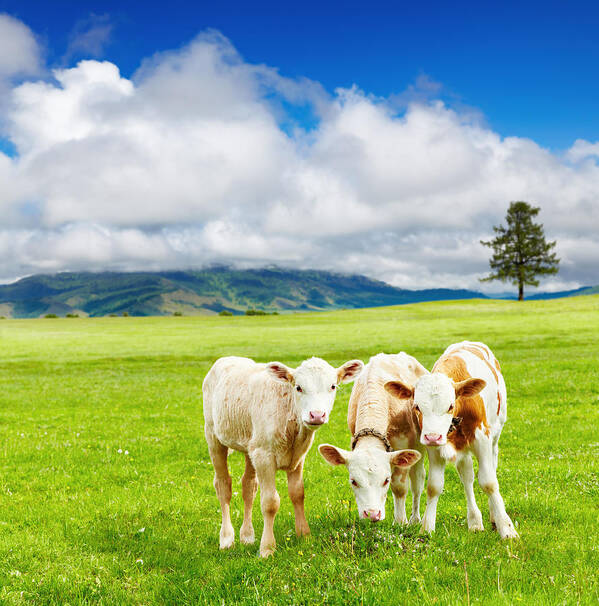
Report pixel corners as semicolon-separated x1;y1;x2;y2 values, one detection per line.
267;357;363;430
318;444;421;521
384;374;486;447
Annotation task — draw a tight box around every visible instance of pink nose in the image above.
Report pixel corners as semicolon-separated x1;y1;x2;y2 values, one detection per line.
308;411;326;425
364;509;382;522
424;433;442;444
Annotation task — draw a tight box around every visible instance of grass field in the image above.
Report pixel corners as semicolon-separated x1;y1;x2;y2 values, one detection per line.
0;296;598;605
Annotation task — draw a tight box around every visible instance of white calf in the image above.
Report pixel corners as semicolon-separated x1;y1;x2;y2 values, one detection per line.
202;355;363;557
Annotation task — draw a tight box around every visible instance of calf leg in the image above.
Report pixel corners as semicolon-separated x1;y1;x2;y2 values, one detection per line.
207;437;235;549
456;453;484;531
409;457;425;524
252;450;280;557
287;459;310;537
492;427;501;471
490;434;501;527
422;447;446;533
391;467;409;524
240;454;258;544
473;436;518;539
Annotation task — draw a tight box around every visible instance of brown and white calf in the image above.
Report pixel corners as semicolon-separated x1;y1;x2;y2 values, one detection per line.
384;341;518;539
319;353;425;524
202;355;363;557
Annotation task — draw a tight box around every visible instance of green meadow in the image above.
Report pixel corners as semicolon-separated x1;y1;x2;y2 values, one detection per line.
0;296;598;605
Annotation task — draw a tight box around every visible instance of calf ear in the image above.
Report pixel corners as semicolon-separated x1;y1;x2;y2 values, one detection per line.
454;378;486;399
384;380;414;400
337;360;364;384
266;362;294;383
319;444;349;466
389;449;421;468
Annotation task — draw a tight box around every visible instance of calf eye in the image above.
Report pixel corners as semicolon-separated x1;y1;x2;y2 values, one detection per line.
383;478;390;486
351;479;359;488
296;386;302;393
331;385;336;391
414;405;420;412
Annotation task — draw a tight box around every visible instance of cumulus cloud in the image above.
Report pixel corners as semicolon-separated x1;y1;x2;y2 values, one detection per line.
0;17;598;293
0;13;42;126
567;139;599;163
0;14;41;78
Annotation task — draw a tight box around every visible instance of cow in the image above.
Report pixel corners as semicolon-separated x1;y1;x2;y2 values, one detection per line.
202;355;364;557
318;353;426;524
384;341;518;539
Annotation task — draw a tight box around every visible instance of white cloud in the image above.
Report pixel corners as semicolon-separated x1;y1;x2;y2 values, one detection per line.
0;18;598;294
0;14;41;77
567;139;599;163
0;13;42;130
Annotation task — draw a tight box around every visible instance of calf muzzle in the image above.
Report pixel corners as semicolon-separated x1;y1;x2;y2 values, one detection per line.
363;509;382;522
306;410;326;426
423;433;444;445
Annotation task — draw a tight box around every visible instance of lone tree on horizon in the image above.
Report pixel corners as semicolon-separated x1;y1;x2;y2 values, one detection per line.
480;201;559;301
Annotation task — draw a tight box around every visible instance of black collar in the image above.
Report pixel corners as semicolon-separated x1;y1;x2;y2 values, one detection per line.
351;428;392;452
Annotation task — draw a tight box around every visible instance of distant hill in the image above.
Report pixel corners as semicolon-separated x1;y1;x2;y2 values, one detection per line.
0;268;487;318
526;286;599;300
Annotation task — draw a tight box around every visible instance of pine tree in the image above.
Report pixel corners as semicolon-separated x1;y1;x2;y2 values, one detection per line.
480;201;559;301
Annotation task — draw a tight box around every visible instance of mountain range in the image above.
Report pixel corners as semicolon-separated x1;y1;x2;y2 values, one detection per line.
0;267;487;318
525;285;599;300
0;268;594;318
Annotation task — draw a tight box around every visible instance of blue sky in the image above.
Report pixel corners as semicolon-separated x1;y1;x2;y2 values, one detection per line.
3;0;599;150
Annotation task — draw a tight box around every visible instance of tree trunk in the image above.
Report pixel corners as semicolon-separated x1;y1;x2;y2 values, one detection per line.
518;281;524;301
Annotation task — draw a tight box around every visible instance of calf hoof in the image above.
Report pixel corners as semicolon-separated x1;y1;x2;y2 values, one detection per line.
468;513;484;532
296;525;311;538
260;545;276;558
240;527;255;545
408;513;421;525
393;516;408;526
499;525;519;540
219;534;235;549
421;520;435;534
